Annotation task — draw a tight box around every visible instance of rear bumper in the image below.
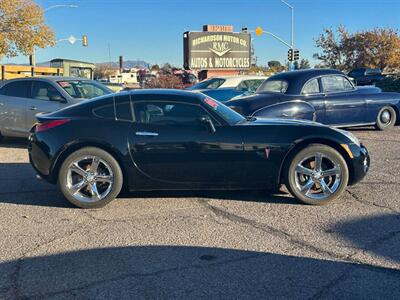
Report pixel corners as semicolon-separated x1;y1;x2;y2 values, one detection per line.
348;143;370;185
28;133;54;183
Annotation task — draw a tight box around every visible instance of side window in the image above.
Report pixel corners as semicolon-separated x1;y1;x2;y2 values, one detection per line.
0;81;31;98
302;78;320;95
32;81;62;101
245;80;264;92
115;95;133;122
93;97;115;120
134;101;207;126
321;76;353;93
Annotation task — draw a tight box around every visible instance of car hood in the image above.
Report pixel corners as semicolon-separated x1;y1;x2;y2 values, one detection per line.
237;117;324;127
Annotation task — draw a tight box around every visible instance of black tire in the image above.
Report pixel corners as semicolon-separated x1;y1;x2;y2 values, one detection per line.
58;147;123;209
285;144;349;206
375;106;396;130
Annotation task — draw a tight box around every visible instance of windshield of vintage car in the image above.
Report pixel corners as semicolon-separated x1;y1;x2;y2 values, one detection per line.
58;80;113;99
257;79;289;93
187;78;225;90
202;97;245;125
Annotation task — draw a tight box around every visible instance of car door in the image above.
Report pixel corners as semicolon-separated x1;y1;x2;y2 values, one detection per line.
0;80;31;137
321;75;366;126
128;97;244;187
298;77;326;123
26;81;64;131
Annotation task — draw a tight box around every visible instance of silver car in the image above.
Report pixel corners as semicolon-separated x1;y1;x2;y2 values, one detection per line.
0;77;113;139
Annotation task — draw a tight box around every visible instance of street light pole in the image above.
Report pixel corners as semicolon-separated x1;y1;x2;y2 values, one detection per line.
44;4;78;13
280;0;294;70
30;4;78;66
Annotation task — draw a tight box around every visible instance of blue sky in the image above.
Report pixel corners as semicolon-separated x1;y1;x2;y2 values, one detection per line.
1;0;399;67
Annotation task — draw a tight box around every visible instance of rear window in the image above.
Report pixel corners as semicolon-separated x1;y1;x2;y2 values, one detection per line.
257;80;288;93
93;104;115;119
58;80;112;99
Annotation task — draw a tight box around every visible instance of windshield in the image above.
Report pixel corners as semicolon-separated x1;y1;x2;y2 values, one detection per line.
58;80;112;99
257;79;289;93
187;78;225;90
202;96;245;125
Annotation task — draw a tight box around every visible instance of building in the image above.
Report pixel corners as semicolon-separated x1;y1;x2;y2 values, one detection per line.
50;58;95;79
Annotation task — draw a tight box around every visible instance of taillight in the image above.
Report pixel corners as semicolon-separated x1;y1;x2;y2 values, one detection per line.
35;119;70;133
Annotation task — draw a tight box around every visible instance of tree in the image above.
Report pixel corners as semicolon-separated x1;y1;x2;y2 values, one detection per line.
267;60;285;73
351;28;400;71
299;59;310;69
94;64;116;80
314;26;400;72
145;74;184;89
0;0;55;58
150;64;160;72
313;25;349;70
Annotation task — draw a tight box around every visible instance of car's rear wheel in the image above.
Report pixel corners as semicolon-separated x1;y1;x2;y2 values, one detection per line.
375;106;396;130
286;144;349;205
58;147;123;208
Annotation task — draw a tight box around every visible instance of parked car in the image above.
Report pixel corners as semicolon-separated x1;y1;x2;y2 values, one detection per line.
348;68;385;86
29;89;369;209
187;76;267;91
0;77;113;139
96;81;124;92
227;69;400;130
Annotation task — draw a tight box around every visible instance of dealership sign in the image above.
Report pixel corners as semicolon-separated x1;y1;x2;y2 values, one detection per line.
184;31;251;70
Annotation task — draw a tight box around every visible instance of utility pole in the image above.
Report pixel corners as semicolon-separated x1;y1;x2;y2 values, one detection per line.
280;0;294;70
29;4;78;66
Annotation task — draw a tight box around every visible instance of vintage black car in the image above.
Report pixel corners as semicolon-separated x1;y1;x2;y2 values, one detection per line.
29;90;369;208
226;69;400;130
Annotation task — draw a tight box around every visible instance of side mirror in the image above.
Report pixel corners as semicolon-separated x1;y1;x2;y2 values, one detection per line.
199;115;216;133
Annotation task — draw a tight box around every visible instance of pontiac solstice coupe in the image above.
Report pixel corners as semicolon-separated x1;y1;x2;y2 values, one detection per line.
29;90;369;208
227;69;400;130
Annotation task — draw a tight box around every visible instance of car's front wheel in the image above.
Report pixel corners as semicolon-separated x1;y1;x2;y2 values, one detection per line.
58;147;123;208
375;106;396;130
286;144;349;205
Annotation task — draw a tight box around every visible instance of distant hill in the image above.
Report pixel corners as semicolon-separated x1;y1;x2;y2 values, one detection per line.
96;60;150;69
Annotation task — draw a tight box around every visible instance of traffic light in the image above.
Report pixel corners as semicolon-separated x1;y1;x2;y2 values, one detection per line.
82;35;88;47
288;49;294;61
294;49;299;60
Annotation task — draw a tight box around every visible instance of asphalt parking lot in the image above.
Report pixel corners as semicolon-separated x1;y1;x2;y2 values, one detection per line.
0;127;399;299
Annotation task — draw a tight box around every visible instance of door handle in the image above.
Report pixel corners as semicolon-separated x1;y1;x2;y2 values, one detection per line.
135;131;159;137
30;106;37;111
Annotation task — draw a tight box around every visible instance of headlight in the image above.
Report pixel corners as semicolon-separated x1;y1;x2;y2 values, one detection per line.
335;128;360;146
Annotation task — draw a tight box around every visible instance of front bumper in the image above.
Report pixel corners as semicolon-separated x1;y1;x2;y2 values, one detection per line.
348;143;370;185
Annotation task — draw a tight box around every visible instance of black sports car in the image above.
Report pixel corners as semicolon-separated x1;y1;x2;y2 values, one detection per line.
227;69;400;130
29;90;369;208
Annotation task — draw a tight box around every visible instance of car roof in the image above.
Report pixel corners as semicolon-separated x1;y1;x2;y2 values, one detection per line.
209;75;268;80
2;76;92;83
124;88;203;102
266;69;345;94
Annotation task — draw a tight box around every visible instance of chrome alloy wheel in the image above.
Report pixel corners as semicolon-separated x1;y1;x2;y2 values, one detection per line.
66;155;114;203
294;152;341;200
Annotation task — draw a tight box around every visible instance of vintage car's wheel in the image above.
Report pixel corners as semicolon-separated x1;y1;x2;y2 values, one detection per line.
375;106;396;130
58;147;123;209
286;144;349;205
